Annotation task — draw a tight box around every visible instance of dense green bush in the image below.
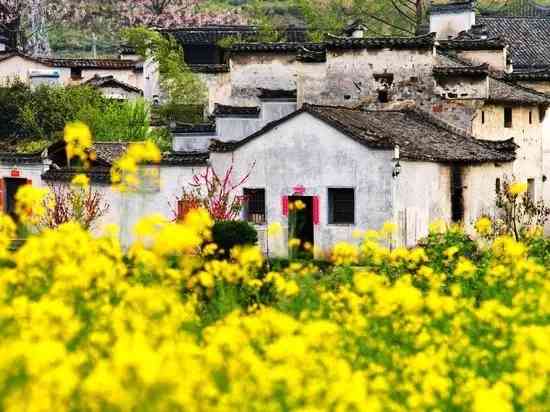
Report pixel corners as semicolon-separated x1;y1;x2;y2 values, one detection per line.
77;99;151;141
0;82;165;146
211;220;258;256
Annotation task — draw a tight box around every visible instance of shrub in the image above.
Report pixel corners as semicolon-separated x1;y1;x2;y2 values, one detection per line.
211;220;258;256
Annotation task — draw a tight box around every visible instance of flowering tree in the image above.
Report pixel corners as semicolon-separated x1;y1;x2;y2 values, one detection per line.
174;160;255;221
40;181;109;230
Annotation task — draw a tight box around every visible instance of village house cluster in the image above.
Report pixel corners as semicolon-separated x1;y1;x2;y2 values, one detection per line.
1;0;550;255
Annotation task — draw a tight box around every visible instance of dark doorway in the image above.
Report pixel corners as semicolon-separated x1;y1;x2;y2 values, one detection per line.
450;165;464;222
4;178;28;219
288;196;314;255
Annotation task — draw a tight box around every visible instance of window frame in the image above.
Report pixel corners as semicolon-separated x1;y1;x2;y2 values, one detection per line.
328;187;355;225
243;188;266;225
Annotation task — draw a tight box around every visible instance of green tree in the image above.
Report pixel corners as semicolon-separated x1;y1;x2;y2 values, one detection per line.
123;27;207;122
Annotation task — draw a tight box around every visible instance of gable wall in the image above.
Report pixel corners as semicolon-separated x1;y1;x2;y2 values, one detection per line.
457;50;507;71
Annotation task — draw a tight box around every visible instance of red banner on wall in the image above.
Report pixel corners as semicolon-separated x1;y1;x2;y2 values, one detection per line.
312;196;320;225
282;196;289;216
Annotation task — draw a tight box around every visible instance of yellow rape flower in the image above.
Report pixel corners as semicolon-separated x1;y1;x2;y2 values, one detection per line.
475;216;492;236
15;185;49;225
64;121;92;165
293;199;306;210
71;173;90;189
508;182;528;196
267;222;282;237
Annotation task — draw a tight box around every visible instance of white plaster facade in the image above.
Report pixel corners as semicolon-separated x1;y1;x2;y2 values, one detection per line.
0;54;143;92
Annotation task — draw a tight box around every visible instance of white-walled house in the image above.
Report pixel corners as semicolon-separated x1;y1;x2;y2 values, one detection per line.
0;50;144;98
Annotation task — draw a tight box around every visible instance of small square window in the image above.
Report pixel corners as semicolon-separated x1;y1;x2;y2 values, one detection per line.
328;188;355;224
244;188;266;224
71;67;83;80
504;107;513;128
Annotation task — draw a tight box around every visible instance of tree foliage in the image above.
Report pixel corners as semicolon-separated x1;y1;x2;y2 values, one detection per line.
123;27;207;120
0;82;168;148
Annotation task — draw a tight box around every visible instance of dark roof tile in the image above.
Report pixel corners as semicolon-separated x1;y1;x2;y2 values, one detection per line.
465;16;550;69
213;104;260;117
211;104;516;163
84;75;143;94
188;63;230;73
433;63;489;77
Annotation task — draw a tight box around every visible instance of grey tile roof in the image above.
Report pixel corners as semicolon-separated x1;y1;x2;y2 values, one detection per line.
163;25;308;45
172;122;216;134
433;63;489;77
470;16;550;69
84;75;143;94
0;51;141;70
91;142;130;164
0;152;43;164
188;63;229;73
161;151;209;166
42;167;111;184
430;0;475;14
213;104;260;117
487;77;550;104
211;104;516;163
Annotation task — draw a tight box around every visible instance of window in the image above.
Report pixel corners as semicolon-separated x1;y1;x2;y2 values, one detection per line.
504;107;513;128
528;178;535;202
495;178;501;194
481;110;485;125
540;106;546;123
70;67;82;80
244;189;266;224
529;110;533;125
378;89;389;103
328;188;355;224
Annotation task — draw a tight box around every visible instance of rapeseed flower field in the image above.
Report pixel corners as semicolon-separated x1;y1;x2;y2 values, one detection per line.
0;204;549;412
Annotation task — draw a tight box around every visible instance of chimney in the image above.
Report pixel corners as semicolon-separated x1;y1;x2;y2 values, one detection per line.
0;35;8;52
429;1;476;40
344;19;367;39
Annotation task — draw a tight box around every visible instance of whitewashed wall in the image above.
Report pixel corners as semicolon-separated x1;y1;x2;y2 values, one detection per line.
395;161;452;246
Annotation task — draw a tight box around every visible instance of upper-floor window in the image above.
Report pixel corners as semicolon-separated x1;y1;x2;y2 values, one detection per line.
244;188;266;225
70;67;83;80
504;107;513;128
481;110;485;125
529;110;533;125
328;188;355;224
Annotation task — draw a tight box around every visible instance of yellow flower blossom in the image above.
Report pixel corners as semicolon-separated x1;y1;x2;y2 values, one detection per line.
267;222;282;237
509;181;528;196
70;173;90;189
475;216;492;236
15;185;49;225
